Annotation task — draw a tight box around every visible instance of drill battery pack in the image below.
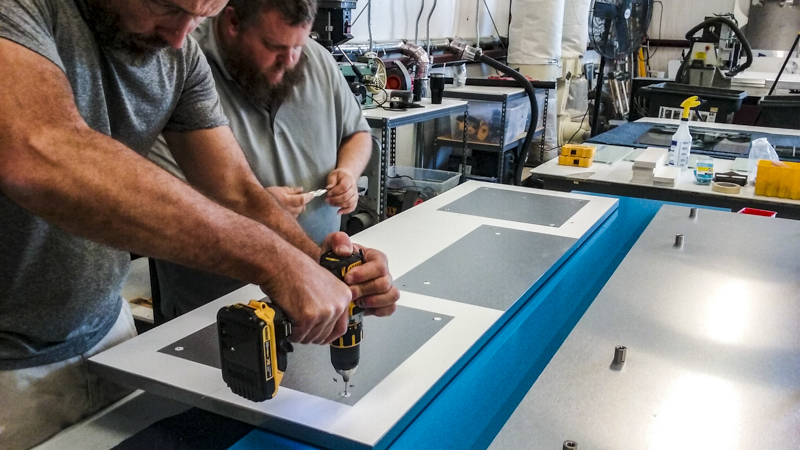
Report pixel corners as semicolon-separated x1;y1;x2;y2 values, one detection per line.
217;299;293;402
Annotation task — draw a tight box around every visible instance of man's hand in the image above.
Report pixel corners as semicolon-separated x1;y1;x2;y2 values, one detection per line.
325;168;358;215
266;186;314;218
259;255;352;345
322;232;400;317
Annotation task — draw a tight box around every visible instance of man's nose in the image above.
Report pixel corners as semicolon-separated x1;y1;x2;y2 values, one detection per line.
278;48;298;67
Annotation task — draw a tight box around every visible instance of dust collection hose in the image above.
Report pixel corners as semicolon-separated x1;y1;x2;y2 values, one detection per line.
476;54;539;186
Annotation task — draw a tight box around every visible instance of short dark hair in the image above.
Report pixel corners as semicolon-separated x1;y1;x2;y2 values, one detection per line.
227;0;318;28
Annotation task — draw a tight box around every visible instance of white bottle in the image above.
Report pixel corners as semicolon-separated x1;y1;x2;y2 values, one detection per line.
669;96;701;170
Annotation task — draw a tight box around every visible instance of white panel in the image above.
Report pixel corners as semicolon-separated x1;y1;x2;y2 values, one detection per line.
349;0;511;44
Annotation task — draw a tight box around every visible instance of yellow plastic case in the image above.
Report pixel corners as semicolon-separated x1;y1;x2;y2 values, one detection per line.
755;160;800;200
558;155;594;168
560;144;597;159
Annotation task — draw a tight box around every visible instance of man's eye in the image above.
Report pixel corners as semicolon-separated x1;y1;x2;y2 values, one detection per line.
149;0;181;15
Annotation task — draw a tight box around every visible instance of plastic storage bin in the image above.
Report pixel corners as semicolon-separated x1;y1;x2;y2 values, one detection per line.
451;97;532;145
639;82;746;123
756;95;800;130
386;166;460;196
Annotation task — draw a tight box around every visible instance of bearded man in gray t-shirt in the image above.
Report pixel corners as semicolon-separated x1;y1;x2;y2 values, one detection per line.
0;0;399;448
148;0;374;321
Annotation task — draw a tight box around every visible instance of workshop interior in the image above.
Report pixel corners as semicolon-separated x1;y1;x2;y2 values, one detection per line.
23;0;800;449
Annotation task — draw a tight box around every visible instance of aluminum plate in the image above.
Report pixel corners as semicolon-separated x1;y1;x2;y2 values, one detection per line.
490;205;800;450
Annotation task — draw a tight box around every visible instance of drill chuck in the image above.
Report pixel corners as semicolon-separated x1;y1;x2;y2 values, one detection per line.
330;319;362;373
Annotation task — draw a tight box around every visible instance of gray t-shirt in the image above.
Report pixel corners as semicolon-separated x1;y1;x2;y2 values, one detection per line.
148;19;370;320
150;20;370;243
0;0;228;369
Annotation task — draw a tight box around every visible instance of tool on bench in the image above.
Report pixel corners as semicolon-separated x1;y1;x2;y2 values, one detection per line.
319;250;366;397
217;249;365;401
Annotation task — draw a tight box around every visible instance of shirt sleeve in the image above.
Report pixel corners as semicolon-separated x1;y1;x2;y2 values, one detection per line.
164;36;229;132
0;0;64;71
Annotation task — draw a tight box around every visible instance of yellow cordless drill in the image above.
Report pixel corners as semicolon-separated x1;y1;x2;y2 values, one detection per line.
319;250;365;397
217;250;365;401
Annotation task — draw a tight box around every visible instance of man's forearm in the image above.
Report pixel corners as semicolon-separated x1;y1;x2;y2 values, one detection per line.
336;131;372;177
2;125;307;287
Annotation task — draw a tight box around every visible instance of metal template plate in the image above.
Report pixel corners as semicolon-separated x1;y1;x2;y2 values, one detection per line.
438;187;588;227
394;225;577;310
490;205;800;450
159;307;453;406
90;182;619;450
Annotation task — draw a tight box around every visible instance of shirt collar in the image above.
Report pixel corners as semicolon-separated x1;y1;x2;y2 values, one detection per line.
195;17;235;82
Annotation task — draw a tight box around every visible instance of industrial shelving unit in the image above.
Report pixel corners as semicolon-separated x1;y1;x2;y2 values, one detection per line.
362;98;469;219
438;82;555;183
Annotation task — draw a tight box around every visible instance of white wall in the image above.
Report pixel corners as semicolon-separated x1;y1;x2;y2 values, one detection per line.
349;0;511;44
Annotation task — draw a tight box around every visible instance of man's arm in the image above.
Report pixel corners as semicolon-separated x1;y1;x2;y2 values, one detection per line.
162;127;320;258
0;38;349;344
326;131;372;214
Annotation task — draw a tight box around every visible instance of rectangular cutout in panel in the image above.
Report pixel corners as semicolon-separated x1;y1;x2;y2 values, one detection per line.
158;306;452;406
438;187;588;227
394;225;577;310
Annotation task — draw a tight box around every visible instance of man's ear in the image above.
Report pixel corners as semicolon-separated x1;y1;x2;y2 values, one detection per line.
219;6;241;38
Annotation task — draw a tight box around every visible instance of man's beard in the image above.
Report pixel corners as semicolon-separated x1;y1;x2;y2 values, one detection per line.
84;0;171;62
224;48;308;109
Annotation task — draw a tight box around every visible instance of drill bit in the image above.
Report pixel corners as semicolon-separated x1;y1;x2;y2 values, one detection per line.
338;368;355;397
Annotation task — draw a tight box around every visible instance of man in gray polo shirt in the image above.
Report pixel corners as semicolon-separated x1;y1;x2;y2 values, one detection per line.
0;0;398;447
148;0;374;320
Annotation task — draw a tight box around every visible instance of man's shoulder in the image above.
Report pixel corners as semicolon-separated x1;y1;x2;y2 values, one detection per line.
304;39;337;68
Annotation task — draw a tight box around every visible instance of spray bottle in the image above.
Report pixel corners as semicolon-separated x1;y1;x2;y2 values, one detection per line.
669;96;702;169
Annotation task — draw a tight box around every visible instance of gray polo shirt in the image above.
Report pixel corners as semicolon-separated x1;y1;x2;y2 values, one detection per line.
0;0;228;369
150;19;370;244
148;19;370;320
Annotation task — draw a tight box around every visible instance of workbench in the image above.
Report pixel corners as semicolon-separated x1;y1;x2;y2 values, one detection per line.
37;186;800;449
85;181;621;450
529;118;800;219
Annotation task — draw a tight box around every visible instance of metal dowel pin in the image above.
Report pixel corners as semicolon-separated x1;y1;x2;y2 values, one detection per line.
563;440;578;450
613;345;627;365
689;207;697;218
674;233;685;247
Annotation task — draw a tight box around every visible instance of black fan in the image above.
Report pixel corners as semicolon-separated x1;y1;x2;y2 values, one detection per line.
589;0;652;136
